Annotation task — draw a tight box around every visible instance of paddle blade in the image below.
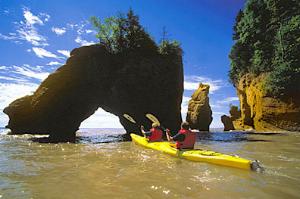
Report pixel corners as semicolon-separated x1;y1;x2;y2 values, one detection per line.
123;114;136;124
146;113;160;126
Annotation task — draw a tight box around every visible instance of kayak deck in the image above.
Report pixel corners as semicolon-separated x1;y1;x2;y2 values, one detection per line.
130;133;256;170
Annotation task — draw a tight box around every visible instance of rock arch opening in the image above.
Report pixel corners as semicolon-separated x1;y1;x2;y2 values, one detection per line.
79;108;123;129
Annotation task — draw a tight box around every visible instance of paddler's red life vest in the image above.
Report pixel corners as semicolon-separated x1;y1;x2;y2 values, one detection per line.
148;127;163;142
176;129;196;149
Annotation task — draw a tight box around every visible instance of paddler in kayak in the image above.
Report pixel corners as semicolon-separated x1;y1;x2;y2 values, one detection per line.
140;122;163;142
166;121;196;149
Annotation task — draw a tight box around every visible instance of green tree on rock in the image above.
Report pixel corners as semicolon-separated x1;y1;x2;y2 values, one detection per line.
90;9;181;56
229;0;300;98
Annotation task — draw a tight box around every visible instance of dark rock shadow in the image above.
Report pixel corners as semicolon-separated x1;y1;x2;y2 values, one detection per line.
30;134;127;144
77;134;125;144
29;136;54;143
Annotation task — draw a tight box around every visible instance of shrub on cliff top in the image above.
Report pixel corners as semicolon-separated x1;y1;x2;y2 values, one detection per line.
90;9;181;56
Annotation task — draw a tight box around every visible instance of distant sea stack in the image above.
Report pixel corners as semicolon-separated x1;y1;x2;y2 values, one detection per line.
3;10;184;142
221;115;235;131
228;0;300;132
221;104;240;131
186;83;212;131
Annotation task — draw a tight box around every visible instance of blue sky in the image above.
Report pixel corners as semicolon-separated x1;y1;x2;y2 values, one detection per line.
0;0;245;128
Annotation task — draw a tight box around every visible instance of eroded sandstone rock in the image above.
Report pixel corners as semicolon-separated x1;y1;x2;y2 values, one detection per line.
186;83;212;131
221;115;235;131
3;44;183;142
232;74;300;132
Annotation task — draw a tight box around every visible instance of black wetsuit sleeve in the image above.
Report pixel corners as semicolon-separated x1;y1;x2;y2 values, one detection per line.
144;131;152;137
172;133;185;142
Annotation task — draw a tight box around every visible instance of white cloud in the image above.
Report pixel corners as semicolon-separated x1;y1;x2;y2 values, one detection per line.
67;22;88;34
0;76;27;82
39;13;50;22
181;96;190;113
212;96;239;109
184;81;200;90
0;7;49;46
66;23;76;29
0;65;7;70
80;108;123;128
0;64;50;85
0;33;18;40
0;83;37;107
32;47;59;58
75;36;96;46
210;103;223;109
85;29;94;34
181;96;191;119
217;97;239;104
184;75;224;93
17;7;48;46
67;21;97;46
0;82;38;127
23;8;43;25
213;111;227;115
57;50;70;58
13;65;49;81
51;27;66;36
3;9;10;15
47;61;62;66
16;27;47;46
76;21;89;35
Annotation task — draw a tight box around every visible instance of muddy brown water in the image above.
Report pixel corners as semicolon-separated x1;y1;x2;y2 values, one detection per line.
0;128;299;199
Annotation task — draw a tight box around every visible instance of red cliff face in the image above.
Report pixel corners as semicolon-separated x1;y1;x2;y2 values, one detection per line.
3;44;183;142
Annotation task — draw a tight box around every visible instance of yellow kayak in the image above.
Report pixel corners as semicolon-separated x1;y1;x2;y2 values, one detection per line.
130;133;260;171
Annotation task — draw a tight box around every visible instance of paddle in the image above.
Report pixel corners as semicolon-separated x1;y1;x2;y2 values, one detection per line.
145;113;166;131
123;113;146;137
145;113;160;126
145;113;174;142
123;113;137;124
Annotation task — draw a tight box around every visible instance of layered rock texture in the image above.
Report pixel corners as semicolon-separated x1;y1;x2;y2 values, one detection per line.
229;74;300;132
186;83;212;131
3;44;183;142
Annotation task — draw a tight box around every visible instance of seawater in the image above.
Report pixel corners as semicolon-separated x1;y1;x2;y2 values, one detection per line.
0;128;300;199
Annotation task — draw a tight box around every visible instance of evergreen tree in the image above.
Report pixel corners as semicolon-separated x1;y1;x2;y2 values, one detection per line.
124;8;157;53
229;0;300;98
158;26;181;56
266;15;300;97
90;9;180;56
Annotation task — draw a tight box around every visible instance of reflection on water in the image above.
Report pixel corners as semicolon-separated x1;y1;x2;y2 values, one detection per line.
196;131;275;142
0;128;300;199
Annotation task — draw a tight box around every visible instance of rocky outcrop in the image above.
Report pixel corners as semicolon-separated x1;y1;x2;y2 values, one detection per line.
186;83;212;131
3;44;183;142
221;105;240;131
231;74;300;132
221;115;235;131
